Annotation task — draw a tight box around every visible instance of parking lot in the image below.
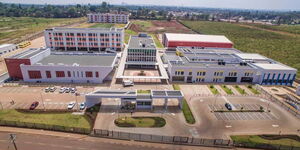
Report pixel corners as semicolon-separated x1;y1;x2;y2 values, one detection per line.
0;86;94;110
213;111;277;121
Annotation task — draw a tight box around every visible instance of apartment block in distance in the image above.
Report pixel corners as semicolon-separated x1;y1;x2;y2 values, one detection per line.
126;33;157;69
5;48;117;83
162;47;297;85
44;27;124;52
87;13;129;24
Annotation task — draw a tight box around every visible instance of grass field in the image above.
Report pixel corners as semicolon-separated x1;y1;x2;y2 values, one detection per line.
114;117;166;127
247;85;260;94
180;20;300;78
0;109;91;129
0;17;85;44
208;85;219;95
173;84;196;124
234;85;247;95
89;23;126;28
137;89;151;94
231;135;300;147
221;85;234;95
242;23;300;35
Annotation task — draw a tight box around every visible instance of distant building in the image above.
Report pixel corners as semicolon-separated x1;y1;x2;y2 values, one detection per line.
163;47;297;85
162;33;233;49
87;13;129;24
44;27;124;52
5;48;117;83
0;44;17;56
126;33;157;69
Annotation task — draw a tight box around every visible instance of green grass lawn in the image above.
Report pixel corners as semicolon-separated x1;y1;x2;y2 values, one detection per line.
125;29;137;44
131;20;153;31
231;135;300;147
247;85;260;94
0;17;85;44
208;85;219;95
234;85;247;95
114;117;166;127
89;23;115;28
172;84;196;124
243;23;300;35
0;109;91;129
221;85;234;95
150;34;163;48
180;20;300;78
137;89;151;94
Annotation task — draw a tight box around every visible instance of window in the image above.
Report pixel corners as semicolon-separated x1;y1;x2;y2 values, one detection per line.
189;72;192;75
46;71;51;78
96;72;99;78
28;71;42;79
56;71;65;78
68;71;71;77
85;71;93;78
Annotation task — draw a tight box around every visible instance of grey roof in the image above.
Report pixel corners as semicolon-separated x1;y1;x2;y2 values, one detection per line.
9;48;47;59
36;54;116;66
128;35;156;49
45;27;123;32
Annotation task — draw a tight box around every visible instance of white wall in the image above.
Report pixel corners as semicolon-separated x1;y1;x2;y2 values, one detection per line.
20;64;114;84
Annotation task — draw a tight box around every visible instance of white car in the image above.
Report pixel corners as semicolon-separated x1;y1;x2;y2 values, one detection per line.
67;101;76;110
59;87;67;93
122;80;134;87
44;87;50;92
70;88;77;93
79;102;86;110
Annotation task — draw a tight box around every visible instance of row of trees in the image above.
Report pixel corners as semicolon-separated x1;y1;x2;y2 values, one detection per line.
0;2;127;18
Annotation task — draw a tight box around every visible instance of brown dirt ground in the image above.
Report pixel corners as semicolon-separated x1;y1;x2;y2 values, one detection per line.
129;20;194;34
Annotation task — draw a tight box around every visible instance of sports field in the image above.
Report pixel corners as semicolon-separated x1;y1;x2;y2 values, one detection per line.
180;20;300;78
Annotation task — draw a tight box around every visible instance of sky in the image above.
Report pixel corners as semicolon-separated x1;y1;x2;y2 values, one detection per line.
0;0;300;11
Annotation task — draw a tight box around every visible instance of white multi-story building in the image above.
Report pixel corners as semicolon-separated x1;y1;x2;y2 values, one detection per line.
126;33;157;69
163;47;297;85
5;48;117;83
44;27;124;52
0;44;17;56
87;13;129;24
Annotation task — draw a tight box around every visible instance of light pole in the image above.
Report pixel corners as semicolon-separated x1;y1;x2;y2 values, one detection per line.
75;92;79;111
40;89;46;111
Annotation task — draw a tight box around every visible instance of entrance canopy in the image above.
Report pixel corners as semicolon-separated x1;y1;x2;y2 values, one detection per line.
85;89;184;109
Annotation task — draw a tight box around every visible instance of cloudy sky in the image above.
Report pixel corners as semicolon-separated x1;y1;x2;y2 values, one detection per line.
0;0;299;11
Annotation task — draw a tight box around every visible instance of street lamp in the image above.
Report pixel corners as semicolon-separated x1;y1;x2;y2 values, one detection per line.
75;92;79;111
40;89;46;111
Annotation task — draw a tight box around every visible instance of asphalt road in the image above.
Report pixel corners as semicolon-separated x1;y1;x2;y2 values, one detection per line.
0;131;219;150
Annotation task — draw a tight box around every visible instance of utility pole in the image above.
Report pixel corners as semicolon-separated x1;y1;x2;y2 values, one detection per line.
9;133;18;150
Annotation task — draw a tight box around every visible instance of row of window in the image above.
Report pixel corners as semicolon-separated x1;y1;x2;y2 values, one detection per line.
51;33;121;37
28;70;100;79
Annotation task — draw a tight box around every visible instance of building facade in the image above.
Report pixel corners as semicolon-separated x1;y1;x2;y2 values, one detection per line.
87;13;129;24
0;44;17;56
5;48;117;83
163;47;297;85
44;27;124;52
126;33;157;69
163;33;233;49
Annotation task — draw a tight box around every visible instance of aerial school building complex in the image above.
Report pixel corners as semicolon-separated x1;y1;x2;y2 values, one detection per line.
44;27;124;52
5;48;117;83
87;13;129;24
163;47;297;85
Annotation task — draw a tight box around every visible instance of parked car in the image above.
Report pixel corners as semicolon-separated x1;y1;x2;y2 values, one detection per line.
49;87;56;92
59;87;67;93
67;101;76;110
225;103;232;110
70;88;77;93
122;80;134;87
65;88;71;93
79;102;86;110
44;87;50;92
29;101;39;110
